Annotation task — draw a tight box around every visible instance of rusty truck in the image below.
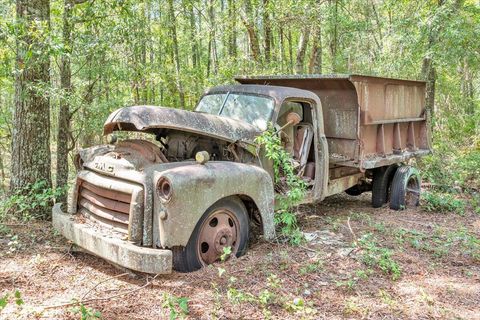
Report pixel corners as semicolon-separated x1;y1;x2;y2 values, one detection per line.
52;74;432;273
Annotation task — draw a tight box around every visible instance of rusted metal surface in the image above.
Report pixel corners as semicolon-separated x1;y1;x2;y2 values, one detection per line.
326;173;364;197
153;161;275;248
236;74;432;171
196;209;240;265
104;105;261;144
52;204;173;274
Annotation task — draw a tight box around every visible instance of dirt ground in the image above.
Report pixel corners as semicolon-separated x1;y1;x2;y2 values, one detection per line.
1;193;479;319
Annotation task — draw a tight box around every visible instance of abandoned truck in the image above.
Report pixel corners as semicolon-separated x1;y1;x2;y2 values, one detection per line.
52;74;432;274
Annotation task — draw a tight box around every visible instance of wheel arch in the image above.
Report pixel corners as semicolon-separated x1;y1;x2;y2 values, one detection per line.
154;162;275;248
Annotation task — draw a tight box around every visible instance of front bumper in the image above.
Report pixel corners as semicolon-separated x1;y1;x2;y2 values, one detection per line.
52;204;172;274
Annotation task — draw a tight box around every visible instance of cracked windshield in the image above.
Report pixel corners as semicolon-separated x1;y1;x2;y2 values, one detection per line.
196;93;274;130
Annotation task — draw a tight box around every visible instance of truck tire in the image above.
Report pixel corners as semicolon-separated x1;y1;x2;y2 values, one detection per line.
371;163;399;208
173;196;249;272
390;166;421;210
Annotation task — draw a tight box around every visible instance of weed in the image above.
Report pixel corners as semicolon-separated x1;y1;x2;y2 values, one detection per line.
162;293;189;320
0;180;65;221
71;303;102;320
343;297;368;316
335;277;357;291
220;246;232;261
379;289;397;308
299;260;323;275
422;191;466;215
358;233;401;280
255;125;306;244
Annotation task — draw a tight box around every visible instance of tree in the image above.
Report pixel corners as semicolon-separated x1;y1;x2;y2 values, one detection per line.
11;0;52;208
167;0;185;108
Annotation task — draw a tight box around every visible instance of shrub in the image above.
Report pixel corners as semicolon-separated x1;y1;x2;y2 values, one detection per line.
0;180;64;221
422;191;466;215
255;125;307;244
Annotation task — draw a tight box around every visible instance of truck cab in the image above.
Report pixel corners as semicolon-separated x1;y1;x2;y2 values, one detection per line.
53;75;431;274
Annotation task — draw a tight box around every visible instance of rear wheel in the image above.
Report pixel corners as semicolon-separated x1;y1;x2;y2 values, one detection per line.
390;165;421;210
173;196;249;272
371;163;399;208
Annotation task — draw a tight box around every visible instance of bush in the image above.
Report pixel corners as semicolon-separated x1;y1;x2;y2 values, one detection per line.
0;180;64;221
255;125;306;244
420;131;480;192
422;191;466;215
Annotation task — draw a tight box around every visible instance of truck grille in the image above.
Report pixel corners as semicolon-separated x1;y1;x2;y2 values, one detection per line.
78;181;131;234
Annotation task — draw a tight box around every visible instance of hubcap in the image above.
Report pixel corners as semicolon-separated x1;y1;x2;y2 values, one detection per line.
196;209;240;265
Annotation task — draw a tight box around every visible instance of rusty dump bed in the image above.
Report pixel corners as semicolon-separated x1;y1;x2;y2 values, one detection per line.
237;74;432;170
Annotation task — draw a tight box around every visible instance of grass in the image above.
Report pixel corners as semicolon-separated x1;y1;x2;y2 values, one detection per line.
357;233;402;280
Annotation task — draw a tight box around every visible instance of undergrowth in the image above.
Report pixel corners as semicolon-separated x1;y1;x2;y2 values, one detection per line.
422;191;466;215
357;233;401;280
0;180;64;221
255;125;307;244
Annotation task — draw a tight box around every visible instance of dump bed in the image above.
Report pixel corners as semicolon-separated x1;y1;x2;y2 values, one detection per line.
236;74;432;170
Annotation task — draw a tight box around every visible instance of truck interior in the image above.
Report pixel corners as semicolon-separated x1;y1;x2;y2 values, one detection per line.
275;100;316;188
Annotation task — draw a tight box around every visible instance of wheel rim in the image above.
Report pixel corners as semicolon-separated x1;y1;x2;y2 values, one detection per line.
405;175;420;207
196;209;240;266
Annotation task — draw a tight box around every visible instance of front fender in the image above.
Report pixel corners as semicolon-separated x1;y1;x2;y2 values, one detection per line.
153;161;275;248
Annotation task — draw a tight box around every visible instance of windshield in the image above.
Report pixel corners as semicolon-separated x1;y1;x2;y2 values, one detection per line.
196;93;274;130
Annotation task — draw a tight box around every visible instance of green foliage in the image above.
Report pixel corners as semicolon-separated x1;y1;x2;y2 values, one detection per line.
255;125;307;244
420;139;480;192
220;246;232;262
0;180;64;221
162;293;189;320
71;303;102;320
357;233;401;280
0;294;7;311
422;191;466;215
395;227;480;261
0;290;24;313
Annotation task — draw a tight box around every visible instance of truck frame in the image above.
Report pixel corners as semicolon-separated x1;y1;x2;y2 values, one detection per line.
53;74;432;274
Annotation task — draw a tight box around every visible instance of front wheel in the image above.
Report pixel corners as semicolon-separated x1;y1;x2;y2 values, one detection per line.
173;196;249;272
390;165;421;210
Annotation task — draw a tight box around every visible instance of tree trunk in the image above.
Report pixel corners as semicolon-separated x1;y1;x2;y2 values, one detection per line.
309;24;322;74
263;0;272;63
167;0;185;108
329;0;338;72
295;27;310;74
187;0;199;68
421;55;436;116
11;0;52;209
242;0;261;62
56;0;74;204
421;0;463;117
227;0;237;57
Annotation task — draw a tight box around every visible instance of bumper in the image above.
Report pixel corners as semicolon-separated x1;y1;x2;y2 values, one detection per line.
52;204;172;274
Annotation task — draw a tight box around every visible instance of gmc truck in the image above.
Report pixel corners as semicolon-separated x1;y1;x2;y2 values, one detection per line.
52;74;432;274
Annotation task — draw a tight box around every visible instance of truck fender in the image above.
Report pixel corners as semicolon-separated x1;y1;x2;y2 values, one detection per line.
153;162;275;248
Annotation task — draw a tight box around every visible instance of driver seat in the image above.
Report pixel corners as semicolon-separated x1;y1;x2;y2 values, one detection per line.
293;123;314;176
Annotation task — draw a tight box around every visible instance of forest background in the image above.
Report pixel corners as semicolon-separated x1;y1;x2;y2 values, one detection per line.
0;0;478;216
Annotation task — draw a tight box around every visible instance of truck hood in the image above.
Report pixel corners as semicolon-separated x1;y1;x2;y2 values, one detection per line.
103;105;261;144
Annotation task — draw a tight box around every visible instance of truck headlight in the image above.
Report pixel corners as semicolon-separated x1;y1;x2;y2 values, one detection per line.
157;177;172;202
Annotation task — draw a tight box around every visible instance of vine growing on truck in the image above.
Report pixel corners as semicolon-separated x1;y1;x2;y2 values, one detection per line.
255;125;306;244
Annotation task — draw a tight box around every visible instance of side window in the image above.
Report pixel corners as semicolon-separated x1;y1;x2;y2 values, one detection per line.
277;101;303;127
